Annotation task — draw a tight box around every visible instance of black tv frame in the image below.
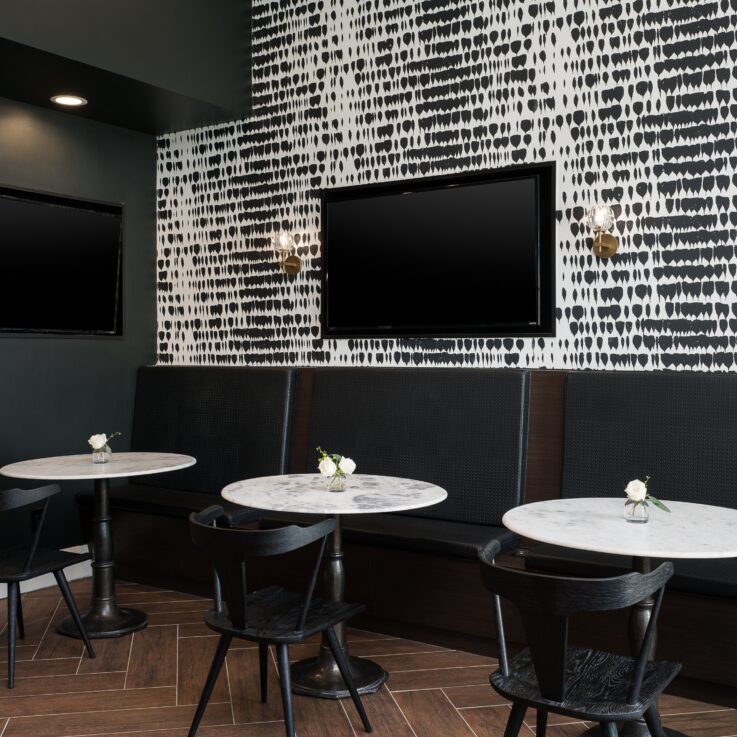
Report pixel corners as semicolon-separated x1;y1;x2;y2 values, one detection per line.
0;185;124;337
321;161;556;339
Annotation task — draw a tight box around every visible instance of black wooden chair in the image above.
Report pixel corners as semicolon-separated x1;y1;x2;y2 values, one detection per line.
1;484;95;688
188;506;372;737
205;506;263;617
478;540;680;737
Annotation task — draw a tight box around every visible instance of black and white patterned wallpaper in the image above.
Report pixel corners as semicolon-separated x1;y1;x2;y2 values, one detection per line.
157;0;737;370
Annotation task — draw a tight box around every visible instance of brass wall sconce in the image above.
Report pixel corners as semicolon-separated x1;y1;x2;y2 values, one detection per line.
273;229;301;275
587;204;618;258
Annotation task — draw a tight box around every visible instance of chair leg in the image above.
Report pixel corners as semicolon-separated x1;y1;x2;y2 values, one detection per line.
643;707;667;737
16;592;25;640
598;723;618;737
503;703;527;737
188;633;232;737
258;642;269;703
7;582;19;689
212;568;223;615
53;571;95;659
536;710;548;737
324;626;372;733
276;644;296;737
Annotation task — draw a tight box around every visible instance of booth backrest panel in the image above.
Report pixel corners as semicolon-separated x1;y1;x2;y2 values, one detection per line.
291;368;530;526
131;366;295;493
562;371;737;508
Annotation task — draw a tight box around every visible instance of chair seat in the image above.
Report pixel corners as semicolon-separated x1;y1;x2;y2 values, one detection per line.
0;546;91;582
261;513;520;559
204;585;365;643
76;484;261;521
491;647;681;721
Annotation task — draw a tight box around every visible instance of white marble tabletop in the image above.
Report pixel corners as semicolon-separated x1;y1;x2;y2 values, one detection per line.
0;452;197;481
503;498;737;560
222;473;447;515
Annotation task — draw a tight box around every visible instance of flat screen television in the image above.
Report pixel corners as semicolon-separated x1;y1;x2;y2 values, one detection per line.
322;162;555;338
0;186;123;336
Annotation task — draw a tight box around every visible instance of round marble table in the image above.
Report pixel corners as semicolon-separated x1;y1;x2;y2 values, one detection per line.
503;498;737;737
503;498;737;560
222;473;447;699
1;452;196;638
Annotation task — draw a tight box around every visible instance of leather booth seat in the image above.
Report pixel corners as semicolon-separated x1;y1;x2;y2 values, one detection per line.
524;371;737;600
525;545;737;599
82;484;246;520
343;515;521;559
261;513;520;560
77;365;296;525
261;367;531;557
77;365;530;566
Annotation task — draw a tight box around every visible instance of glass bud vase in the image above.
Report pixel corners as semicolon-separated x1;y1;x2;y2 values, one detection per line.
327;474;347;492
624;501;649;523
92;448;111;464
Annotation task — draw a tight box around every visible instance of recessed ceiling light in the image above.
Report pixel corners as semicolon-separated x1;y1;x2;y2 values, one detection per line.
50;94;88;107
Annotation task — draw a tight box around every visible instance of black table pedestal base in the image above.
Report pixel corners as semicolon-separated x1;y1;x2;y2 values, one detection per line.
57;476;149;640
58;606;147;640
291;654;387;699
290;514;387;699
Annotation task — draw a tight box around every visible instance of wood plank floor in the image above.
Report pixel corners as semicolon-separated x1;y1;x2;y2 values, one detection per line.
0;579;734;737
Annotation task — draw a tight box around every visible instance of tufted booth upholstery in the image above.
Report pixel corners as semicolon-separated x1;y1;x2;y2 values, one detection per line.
77;366;296;517
525;371;737;597
274;368;530;557
78;365;530;560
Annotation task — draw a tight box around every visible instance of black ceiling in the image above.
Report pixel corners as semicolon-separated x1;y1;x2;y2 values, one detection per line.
0;39;237;135
0;1;250;135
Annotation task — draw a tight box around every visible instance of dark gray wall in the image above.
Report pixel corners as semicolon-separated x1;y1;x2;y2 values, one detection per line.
1;0;248;111
0;97;156;546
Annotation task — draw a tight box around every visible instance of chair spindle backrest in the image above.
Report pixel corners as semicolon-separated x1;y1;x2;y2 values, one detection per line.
479;541;511;676
478;541;672;702
627;583;665;703
0;485;61;573
189;507;335;631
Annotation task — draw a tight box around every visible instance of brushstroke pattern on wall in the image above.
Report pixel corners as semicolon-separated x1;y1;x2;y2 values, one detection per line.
157;0;737;370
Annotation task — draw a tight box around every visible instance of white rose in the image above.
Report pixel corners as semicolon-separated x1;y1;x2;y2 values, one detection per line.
318;457;337;477
338;457;356;475
88;434;108;451
625;479;648;503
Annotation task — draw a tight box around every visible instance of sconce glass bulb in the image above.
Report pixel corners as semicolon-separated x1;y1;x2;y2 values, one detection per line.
272;229;294;255
587;204;615;233
272;229;301;275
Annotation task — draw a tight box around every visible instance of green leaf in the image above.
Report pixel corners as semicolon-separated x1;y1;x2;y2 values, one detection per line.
648;495;671;513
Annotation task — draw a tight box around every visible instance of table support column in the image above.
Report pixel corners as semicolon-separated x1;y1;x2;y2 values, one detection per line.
628;557;657;661
585;556;686;737
58;477;147;639
291;514;388;699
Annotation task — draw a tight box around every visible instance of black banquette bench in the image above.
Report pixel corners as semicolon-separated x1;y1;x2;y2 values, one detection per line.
524;371;737;599
278;367;528;557
520;370;737;694
78;365;530;594
77;366;737;693
80;366;295;520
77;367;296;585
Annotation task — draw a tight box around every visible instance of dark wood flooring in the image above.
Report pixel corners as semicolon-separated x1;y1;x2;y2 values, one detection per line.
0;579;734;737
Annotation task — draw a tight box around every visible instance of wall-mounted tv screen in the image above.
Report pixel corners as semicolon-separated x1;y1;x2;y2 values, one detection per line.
322;162;555;338
0;186;123;336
